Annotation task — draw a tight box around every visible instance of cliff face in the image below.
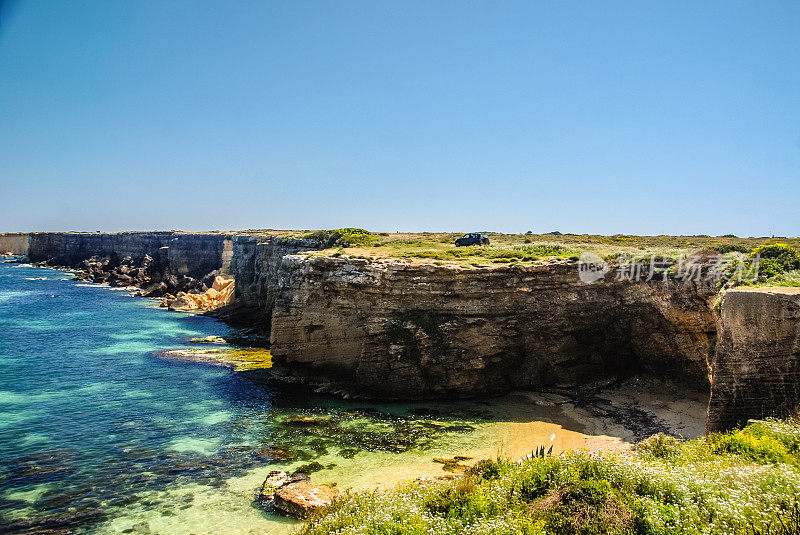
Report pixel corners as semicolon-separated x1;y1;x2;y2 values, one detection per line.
25;232;318;321
218;236;320;327
0;233;29;255
26;231;800;431
707;288;800;432
27;232;232;279
270;256;718;399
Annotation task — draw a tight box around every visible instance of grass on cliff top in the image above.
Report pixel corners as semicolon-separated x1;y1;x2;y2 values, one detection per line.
237;229;800;280
298;417;800;535
290;230;800;268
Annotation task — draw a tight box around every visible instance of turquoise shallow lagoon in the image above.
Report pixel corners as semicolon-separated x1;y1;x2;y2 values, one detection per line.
0;261;606;534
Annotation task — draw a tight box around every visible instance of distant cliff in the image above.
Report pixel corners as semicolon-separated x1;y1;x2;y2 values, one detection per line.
0;233;28;255
25;231;317;324
27;231;232;279
20;231;800;432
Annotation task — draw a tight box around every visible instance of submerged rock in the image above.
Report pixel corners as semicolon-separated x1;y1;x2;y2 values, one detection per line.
284;415;332;427
294;461;326;474
255;447;298;462
9;461;71;483
189;335;227;344
338;447;360;459
432;457;469;472
152;347;272;371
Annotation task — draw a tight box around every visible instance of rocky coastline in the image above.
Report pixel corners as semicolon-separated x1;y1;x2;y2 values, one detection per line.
7;231;800;436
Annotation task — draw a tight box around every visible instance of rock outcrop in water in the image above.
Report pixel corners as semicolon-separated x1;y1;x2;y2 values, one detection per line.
258;470;339;518
707;287;800;432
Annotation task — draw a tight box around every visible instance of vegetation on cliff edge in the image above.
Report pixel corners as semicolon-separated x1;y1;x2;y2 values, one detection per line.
292;231;800;269
721;243;800;288
297;417;800;535
303;228;377;248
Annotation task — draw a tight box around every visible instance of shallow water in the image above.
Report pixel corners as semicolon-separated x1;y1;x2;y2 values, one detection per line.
0;261;606;534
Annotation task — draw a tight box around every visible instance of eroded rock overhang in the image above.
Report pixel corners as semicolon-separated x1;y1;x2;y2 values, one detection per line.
269;255;720;399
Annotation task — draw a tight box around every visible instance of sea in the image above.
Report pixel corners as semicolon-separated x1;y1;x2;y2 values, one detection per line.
0;259;592;534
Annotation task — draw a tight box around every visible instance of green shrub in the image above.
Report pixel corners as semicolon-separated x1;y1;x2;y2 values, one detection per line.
512;458;560;502
560;478;613;506
468;458;504;480
708;427;792;464
636;433;682;459
304;228;376;248
753;418;800;453
423;477;503;522
534;480;633;535
751;243;800;281
713;244;751;254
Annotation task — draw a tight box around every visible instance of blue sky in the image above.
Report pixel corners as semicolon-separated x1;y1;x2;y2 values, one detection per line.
1;1;798;235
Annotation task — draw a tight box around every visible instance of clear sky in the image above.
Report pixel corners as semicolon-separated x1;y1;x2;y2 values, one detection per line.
1;1;798;236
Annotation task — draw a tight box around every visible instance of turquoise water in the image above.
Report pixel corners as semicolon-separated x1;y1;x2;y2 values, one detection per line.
0;262;286;533
1;261;579;534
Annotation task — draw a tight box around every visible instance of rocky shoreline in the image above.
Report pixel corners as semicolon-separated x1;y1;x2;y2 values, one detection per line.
8;231;800;435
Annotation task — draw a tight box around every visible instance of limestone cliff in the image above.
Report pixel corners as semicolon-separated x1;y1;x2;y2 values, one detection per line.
24;232;318;319
0;233;29;255
707;288;800;432
25;232;235;299
27;232;232;279
217;235;320;327
22;230;800;431
269;255;718;399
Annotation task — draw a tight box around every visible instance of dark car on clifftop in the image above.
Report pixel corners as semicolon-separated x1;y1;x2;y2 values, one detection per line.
455;233;490;247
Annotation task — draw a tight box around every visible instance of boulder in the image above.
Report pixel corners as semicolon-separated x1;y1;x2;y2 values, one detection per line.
258;470;309;501
257;470;337;518
164;277;235;312
72;270;91;282
273;480;339;518
141;282;168;297
189;335;227;344
201;271;220;290
176;275;198;293
165;274;180;293
109;273;133;287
